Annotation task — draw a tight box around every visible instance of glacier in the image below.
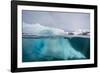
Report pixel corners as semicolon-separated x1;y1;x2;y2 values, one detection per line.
22;23;90;62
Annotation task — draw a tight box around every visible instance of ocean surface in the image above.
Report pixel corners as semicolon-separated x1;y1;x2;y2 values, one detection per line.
22;36;90;62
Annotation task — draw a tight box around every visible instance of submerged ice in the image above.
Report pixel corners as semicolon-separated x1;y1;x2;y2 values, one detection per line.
22;37;90;62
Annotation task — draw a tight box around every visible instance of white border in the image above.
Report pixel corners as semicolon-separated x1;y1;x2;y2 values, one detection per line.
17;5;94;68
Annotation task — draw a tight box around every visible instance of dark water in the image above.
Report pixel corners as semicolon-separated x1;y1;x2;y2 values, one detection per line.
22;36;90;62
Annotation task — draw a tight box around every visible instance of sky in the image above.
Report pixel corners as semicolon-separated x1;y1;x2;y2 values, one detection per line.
22;10;90;32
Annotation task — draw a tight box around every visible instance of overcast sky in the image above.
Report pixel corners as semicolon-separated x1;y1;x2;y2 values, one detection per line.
22;10;90;32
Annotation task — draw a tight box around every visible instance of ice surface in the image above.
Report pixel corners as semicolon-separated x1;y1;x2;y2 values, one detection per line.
23;23;65;36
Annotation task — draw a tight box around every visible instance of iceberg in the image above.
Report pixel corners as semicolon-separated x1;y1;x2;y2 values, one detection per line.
22;23;90;62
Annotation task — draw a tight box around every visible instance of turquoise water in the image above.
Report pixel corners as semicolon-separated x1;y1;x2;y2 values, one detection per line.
22;36;90;62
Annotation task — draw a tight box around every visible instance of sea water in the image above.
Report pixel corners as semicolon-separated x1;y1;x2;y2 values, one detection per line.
22;36;90;62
